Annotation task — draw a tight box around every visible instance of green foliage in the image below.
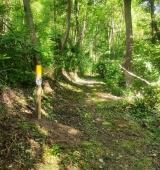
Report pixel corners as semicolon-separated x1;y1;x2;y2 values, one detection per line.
0;0;160;95
133;41;160;84
95;59;125;95
33;44;54;68
0;29;54;87
104;60;124;85
0;31;35;86
126;85;160;133
54;42;81;72
50;144;65;156
0;4;7;16
79;55;94;75
142;86;160;108
133;86;160;110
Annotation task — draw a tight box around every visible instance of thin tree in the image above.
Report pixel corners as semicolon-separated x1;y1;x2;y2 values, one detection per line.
22;0;41;119
149;0;160;42
123;0;133;87
61;0;72;52
22;0;39;67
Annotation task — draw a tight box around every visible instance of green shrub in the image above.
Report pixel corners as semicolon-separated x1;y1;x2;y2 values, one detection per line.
129;86;160;130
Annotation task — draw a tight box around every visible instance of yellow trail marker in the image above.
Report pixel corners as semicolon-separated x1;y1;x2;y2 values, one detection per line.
36;64;42;120
36;65;42;75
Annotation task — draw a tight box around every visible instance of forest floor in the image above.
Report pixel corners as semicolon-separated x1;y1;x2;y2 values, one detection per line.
0;74;160;170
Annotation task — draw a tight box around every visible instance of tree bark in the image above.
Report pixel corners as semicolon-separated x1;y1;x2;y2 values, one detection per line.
150;0;160;42
1;0;10;32
150;0;155;43
61;0;71;52
23;0;37;45
75;0;80;43
53;0;57;40
123;0;133;87
78;5;87;46
23;0;39;67
153;20;160;40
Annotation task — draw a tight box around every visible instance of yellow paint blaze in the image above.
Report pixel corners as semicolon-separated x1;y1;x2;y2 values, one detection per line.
36;65;42;75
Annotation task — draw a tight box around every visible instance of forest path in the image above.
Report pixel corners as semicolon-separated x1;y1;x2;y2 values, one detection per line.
36;75;160;170
0;75;160;170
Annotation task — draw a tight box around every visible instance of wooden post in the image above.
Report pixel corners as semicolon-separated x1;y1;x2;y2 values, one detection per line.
36;64;42;119
36;85;42;119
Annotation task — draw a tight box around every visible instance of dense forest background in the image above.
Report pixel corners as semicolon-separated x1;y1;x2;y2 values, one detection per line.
0;0;160;117
0;0;160;88
0;0;160;169
1;0;160;108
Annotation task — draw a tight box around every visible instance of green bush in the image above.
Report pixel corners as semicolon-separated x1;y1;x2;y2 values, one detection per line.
130;86;160;125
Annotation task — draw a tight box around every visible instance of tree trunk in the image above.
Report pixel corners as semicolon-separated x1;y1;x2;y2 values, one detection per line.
153;20;160;41
1;0;10;32
61;0;71;52
54;0;71;77
23;0;39;67
123;0;133;87
53;0;57;40
150;0;160;42
78;5;87;46
150;0;155;43
75;0;80;43
23;0;41;119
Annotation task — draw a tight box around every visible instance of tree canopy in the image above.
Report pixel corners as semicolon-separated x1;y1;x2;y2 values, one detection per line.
0;0;160;87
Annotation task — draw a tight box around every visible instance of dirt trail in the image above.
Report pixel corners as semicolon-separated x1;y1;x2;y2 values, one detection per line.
44;76;160;170
0;76;160;170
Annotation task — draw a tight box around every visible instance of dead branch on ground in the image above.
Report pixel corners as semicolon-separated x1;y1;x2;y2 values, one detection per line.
119;64;151;85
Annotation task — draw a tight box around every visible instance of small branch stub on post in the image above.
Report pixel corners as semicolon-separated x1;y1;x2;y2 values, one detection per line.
36;64;42;119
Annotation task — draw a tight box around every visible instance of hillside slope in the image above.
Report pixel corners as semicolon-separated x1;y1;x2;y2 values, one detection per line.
0;76;160;170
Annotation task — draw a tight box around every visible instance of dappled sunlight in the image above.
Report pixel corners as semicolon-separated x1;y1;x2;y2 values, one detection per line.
59;82;83;93
31;120;81;169
1;87;27;109
62;69;105;86
75;77;105;86
26;139;41;157
1;0;160;168
84;91;122;106
0;75;160;169
0;87;36;115
58;123;79;135
41;108;49;118
33;118;81;146
65;164;81;170
35;147;60;170
96;92;122;100
43;81;54;94
36;123;49;136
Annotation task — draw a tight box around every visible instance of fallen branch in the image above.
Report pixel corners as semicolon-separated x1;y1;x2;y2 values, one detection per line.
119;64;151;85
